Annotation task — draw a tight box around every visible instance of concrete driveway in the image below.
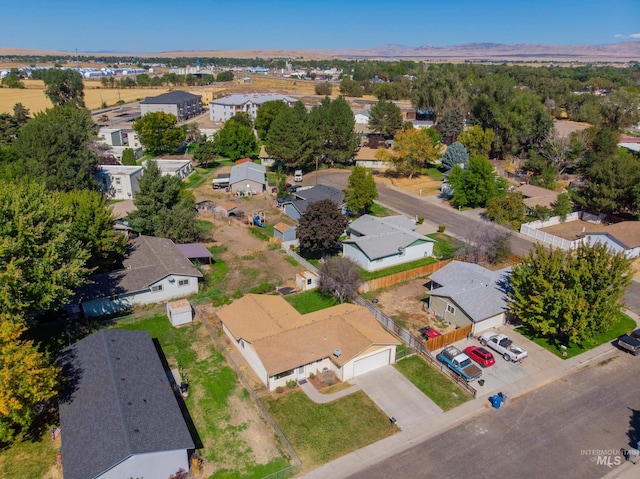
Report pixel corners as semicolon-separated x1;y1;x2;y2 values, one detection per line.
354;365;442;433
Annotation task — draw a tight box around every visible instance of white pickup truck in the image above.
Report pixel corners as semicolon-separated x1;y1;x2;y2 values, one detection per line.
479;333;528;362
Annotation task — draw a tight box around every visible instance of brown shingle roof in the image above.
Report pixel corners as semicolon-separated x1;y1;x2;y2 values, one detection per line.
274;222;294;233
217;295;399;375
591;221;640;249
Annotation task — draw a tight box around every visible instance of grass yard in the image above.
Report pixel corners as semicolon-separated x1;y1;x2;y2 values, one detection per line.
369;202;396;217
0;430;60;479
360;256;438;281
115;315;289;478
394;355;471;411
285;289;340;313
515;311;636;359
263;390;397;467
427;232;464;260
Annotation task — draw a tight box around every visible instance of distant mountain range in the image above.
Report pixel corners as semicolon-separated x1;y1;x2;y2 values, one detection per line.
1;42;639;61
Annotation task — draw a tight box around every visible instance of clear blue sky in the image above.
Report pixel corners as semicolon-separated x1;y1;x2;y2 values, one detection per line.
1;0;639;53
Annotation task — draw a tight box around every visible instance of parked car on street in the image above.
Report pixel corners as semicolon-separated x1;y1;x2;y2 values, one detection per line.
420;326;442;340
464;345;496;367
617;329;640;356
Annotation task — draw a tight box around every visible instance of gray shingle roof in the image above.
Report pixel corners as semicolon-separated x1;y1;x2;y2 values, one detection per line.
428;261;511;322
140;90;201;104
344;215;433;260
59;330;195;479
286;185;344;215
77;236;202;301
229;162;266;185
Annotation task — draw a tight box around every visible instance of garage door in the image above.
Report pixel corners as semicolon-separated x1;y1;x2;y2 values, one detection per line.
353;349;390;377
473;314;505;334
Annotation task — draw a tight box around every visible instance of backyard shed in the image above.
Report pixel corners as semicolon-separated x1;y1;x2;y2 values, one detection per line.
167;299;193;326
176;243;213;264
274;222;297;242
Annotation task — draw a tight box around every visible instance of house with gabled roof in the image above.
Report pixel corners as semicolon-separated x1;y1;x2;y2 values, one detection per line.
209;93;296;122
515;184;561;212
281;184;345;221
343;215;436;271
58;329;194;479
77;235;202;317
217;294;400;391
427;261;511;334
229;161;266;194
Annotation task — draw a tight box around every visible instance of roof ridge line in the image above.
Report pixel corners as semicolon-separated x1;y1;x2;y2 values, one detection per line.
101;331;134;454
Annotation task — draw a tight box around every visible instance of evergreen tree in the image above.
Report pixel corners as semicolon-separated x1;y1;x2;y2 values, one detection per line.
440;141;469;170
254;100;289;139
311;96;359;166
121;148;136;165
266;101;319;171
368;99;403;137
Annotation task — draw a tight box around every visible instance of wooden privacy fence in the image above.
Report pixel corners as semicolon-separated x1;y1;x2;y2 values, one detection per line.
360;259;452;292
424;324;472;351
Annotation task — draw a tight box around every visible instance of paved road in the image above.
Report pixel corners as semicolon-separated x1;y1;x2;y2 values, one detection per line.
348;350;640;479
311;169;536;257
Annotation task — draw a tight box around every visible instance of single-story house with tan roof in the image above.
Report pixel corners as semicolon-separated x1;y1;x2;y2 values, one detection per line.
354;147;392;170
515;184;561;212
583;221;640;258
217;294;400;391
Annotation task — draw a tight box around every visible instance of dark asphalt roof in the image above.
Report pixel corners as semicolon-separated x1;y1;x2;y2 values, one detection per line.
176;243;213;259
140;90;201;104
286;184;344;215
77;235;202;301
59;330;194;479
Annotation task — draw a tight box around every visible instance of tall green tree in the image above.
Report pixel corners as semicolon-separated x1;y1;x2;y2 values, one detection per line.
12;104;99;192
344;165;378;215
42;69;85;108
437;107;466;145
216;71;234;82
60;190;128;273
368;99;403;137
133;111;186;155
0;70;24;89
121;148;136;165
266;101;319;171
448;156;505;208
339;78;364;97
254;100;289;139
485;192;527;230
192;140;218;166
0;180;90;317
599;88;640;131
297;199;348;257
311;96;359;166
212;121;257;160
412;65;466;124
0;318;59;443
509;243;632;344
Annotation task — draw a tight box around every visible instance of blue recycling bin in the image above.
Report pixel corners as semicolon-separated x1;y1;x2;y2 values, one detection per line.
489;394;503;409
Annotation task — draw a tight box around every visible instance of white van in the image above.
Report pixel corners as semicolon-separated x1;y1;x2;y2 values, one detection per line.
294;170;303;182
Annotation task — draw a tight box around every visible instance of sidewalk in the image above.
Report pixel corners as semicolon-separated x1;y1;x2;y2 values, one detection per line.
300;313;639;479
298;380;361;404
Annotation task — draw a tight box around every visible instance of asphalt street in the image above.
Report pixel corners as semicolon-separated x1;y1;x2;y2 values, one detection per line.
348;350;640;479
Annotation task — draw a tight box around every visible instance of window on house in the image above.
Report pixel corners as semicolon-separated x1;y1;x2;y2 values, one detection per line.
115;177;121;185
151;285;163;292
307;278;312;285
273;369;295;380
178;279;189;287
446;304;455;315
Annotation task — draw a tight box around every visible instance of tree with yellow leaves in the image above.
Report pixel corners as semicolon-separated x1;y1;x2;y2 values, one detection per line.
0;317;59;443
375;127;440;178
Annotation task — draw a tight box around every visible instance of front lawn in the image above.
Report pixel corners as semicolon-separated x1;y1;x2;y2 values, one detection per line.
262;390;397;467
360;256;437;282
394;355;471;411
369;202;396;217
0;430;60;479
427;233;464;260
285;289;339;314
515;311;637;359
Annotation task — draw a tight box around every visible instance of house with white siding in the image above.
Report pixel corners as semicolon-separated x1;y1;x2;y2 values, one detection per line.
97;165;143;200
427;261;511;334
77;236;202;317
343;215;435;272
217;294;400;391
229;161;267;194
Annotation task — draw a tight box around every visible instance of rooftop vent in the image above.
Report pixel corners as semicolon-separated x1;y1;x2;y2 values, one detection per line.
333;349;342;358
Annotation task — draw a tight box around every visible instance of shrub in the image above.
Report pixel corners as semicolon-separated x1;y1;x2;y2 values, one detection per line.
275;386;284;394
309;372;316;379
438;225;446;233
286;380;297;389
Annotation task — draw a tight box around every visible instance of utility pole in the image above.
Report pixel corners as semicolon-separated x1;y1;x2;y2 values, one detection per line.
315;156;319;185
75;48;80;68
